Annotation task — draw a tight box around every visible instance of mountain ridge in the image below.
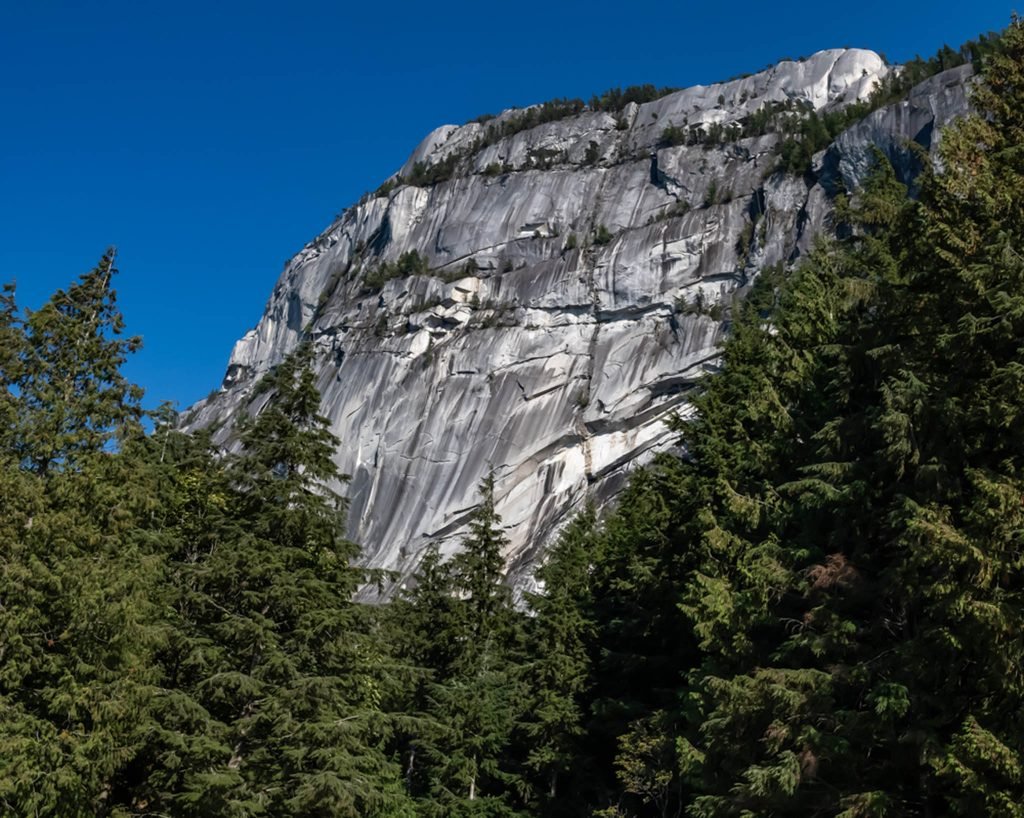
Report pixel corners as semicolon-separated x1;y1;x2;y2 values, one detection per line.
184;47;973;594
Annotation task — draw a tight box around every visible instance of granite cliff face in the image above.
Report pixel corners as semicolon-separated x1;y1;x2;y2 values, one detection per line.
184;52;972;593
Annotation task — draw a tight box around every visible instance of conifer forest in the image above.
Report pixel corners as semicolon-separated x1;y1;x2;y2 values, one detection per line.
3;17;1024;818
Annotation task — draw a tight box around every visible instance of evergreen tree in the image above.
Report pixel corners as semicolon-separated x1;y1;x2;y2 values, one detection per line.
397;475;529;817
0;253;165;816
521;507;599;813
143;344;412;817
12;249;143;474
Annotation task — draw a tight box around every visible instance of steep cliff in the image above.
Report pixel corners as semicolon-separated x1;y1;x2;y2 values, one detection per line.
184;51;972;593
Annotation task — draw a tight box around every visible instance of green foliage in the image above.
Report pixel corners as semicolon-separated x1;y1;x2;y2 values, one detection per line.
593;224;613;246
12;250;144;474
3;20;1024;818
442;20;1023;818
0;254;167;815
676;289;725;320
0;284;24;445
658;123;687;148
144;344;412;816
648;199;691;225
672;29;1006;172
661;24;1024;817
521;508;599;807
735;219;755;265
361;29;1005;220
588;84;680;112
374;176;400;198
363;250;432;290
0;273;417;815
387;475;531;816
485;99;585;142
703;179;719;207
406;154;461;187
769;30;1003;175
363;96;591;197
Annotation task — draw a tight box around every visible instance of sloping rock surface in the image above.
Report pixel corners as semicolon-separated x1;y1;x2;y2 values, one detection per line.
185;53;972;593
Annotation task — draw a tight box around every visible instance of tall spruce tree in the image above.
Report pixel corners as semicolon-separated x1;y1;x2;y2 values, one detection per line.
0;253;166;816
12;250;144;474
143;343;412;817
396;474;529;817
521;506;599;813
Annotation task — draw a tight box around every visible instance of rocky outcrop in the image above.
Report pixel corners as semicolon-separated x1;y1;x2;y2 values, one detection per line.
184;52;973;594
823;62;974;193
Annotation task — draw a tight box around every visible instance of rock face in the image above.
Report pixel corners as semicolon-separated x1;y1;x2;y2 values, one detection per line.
185;52;972;594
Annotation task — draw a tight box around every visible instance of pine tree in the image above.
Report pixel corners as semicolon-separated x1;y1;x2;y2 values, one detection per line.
450;473;515;650
0;253;166;816
396;475;530;817
521;507;599;813
144;343;412;817
897;19;1024;813
585;460;709;818
12;249;143;474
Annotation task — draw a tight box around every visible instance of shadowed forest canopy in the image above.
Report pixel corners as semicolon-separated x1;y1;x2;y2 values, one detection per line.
2;17;1024;818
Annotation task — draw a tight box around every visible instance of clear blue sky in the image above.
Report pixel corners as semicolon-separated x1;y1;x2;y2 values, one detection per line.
1;1;1012;409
